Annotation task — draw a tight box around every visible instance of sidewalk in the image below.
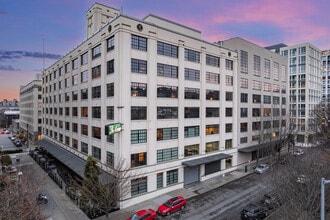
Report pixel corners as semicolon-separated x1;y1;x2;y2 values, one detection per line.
100;162;256;220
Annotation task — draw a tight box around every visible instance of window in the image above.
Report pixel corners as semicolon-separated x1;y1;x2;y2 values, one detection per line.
185;87;200;99
72;123;78;133
252;80;262;90
241;93;248;103
65;78;70;87
131;129;147;144
72;58;78;70
106;106;114;120
253;55;261;76
240;108;248;117
157;173;163;189
107;59;114;74
185;48;200;63
225;108;232;117
206;54;220;67
185;68;200;81
131;82;147;97
131;58;147;74
81;88;88;100
252;108;261;117
240;50;248;73
273;62;279;80
81;124;88;136
106;151;114;167
273;96;280;104
206;141;219;153
225;123;232;133
157;85;178;98
252;122;261;131
72;107;78;117
253;94;261;103
92;44;101;59
206;108;219;117
131;152;147;167
107;36;114;51
184;107;199;118
185;144;199;156
240;78;248;88
131;106;147;120
206;124;219;135
131;177;147;196
225;59;233;70
81;107;88;117
206;90;219;100
65;63;70;73
240;123;248;132
65;122;70;131
240;137;248;144
263;82;271;92
157;63;178;78
226;75;233;86
157;147;178;163
157;127;178;141
81;70;88;83
92;86;101;98
92;146;101;160
92;65;101;79
157;107;178;119
167;169;178;185
72;90;78;101
225;139;232;149
72;74;78;85
65;92;70;102
81;52;88;65
65;107;70;116
92;106;101;119
131;35;147;51
107;83;114;97
225;92;233;101
184;126;199;138
157;41;178;58
81;142;88;154
264;95;271;104
264;58;271;78
206;72;220;84
92;126;101;139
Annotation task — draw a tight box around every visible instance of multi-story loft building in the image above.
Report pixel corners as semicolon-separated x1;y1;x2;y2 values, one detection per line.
221;38;289;162
322;50;330;124
19;74;43;143
40;3;287;208
278;43;322;146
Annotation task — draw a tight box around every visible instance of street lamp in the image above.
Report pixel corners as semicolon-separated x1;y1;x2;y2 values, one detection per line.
321;178;330;220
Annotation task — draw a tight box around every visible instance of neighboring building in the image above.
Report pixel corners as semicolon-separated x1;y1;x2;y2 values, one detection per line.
19;74;43;143
222;38;289;163
279;43;322;146
322;50;330;124
0;99;19;108
40;3;288;209
0;108;19;129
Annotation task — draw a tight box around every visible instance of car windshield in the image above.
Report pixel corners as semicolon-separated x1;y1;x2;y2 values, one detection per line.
164;201;172;207
130;214;139;220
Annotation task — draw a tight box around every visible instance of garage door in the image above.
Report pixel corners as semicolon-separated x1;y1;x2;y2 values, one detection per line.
184;166;199;185
205;160;220;175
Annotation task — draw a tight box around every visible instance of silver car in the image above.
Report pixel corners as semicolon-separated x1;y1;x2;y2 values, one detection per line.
254;164;270;174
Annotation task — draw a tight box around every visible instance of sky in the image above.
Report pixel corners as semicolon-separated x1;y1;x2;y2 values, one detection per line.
1;0;330;100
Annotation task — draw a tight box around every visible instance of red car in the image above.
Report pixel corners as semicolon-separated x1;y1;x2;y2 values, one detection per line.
157;196;186;216
127;209;157;220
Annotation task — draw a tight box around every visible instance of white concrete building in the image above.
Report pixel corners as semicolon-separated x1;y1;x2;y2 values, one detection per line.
279;43;322;146
41;3;288;208
19;74;42;143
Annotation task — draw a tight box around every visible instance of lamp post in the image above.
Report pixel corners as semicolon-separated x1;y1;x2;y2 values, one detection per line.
321;178;330;220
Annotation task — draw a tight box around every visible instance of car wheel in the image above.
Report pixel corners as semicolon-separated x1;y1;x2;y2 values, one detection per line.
166;212;171;216
181;205;185;210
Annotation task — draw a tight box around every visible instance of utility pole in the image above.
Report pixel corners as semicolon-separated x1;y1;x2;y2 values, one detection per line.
321;178;330;220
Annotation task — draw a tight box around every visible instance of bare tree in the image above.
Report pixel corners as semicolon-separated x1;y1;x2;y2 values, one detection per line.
268;148;330;219
77;156;135;218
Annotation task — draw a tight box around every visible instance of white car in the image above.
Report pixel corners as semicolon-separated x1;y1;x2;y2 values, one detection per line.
254;164;270;174
293;149;304;156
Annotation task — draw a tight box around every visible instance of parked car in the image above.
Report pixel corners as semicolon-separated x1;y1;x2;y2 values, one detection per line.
157;196;186;216
5;130;10;134
0;130;5;135
254;164;270;174
260;193;281;210
293;149;304;156
127;209;157;220
241;203;268;220
10;136;16;142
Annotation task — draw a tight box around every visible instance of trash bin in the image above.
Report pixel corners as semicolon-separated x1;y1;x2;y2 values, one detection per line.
245;165;248;172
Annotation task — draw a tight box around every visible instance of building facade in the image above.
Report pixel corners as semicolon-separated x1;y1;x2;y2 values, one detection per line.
322;50;330;124
19;74;43;143
222;38;289;162
41;3;288;208
279;43;322;146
